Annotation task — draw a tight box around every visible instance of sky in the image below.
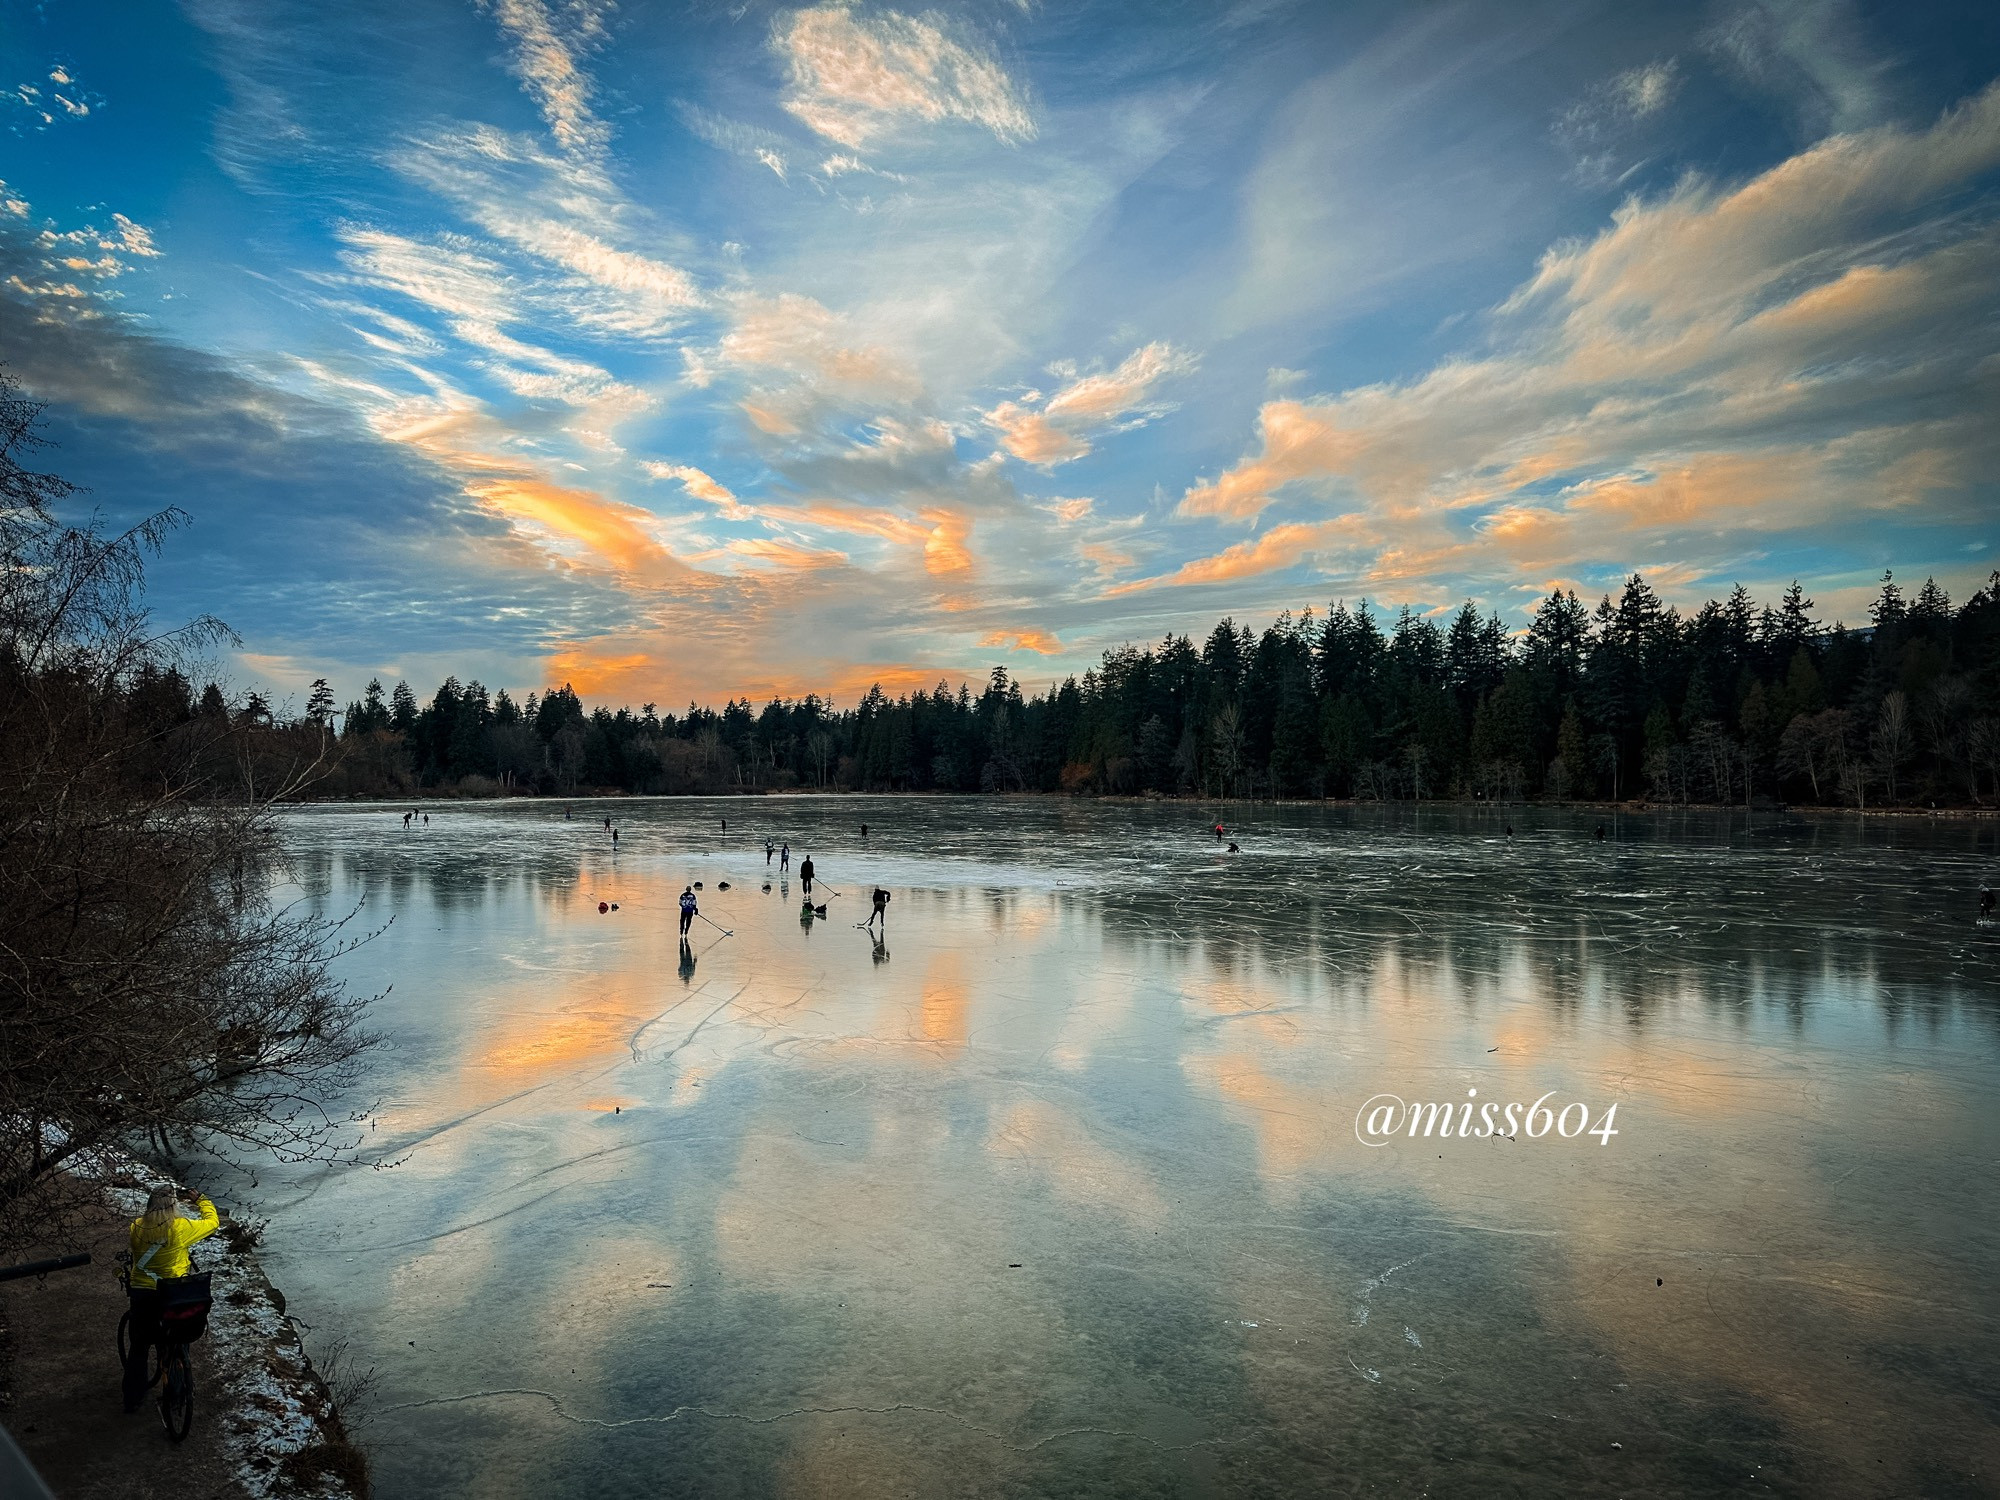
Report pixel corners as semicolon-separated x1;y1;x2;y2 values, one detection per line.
2;0;1997;710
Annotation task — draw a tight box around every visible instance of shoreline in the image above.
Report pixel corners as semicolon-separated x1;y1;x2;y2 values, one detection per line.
272;788;2000;819
0;1155;366;1499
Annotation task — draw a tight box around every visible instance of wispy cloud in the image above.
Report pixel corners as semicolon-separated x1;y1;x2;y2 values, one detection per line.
334;225;636;407
390;127;702;338
1702;0;1892;137
719;291;923;417
985;342;1197;466
644;461;752;520
676;101;793;181
15;0;1998;709
1171;82;2000;596
480;0;614;158
772;5;1035;149
979;627;1061;654
1110;522;1343;596
1553;59;1680;182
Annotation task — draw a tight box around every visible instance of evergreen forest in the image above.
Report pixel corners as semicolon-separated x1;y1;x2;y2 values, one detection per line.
151;572;2000;807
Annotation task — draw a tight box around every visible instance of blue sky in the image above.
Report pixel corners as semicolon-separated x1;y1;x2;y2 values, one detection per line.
3;0;1996;708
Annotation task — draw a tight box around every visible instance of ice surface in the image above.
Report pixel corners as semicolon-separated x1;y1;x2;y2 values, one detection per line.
230;797;2000;1496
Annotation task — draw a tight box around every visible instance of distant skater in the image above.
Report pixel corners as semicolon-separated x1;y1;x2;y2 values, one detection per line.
423;813;429;826
780;842;790;872
1594;824;1605;841
1213;822;1225;841
565;806;572;820
800;855;815;896
766;840;775;865
678;885;697;936
604;816;611;830
722;817;727;832
861;823;869;839
1982;883;1995;919
403;811;411;827
868;887;890;928
1505;824;1514;839
612;827;619;847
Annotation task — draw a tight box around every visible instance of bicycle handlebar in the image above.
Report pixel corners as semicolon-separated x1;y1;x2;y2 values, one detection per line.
0;1252;91;1283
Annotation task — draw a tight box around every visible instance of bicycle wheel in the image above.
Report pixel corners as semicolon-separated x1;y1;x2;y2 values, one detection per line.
158;1342;194;1442
116;1315;162;1386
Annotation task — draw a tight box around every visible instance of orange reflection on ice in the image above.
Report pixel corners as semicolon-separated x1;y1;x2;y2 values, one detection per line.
1185;1052;1342;1187
986;1099;1168;1230
917;950;968;1052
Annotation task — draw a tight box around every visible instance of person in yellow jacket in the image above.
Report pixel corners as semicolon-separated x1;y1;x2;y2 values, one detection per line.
123;1186;218;1412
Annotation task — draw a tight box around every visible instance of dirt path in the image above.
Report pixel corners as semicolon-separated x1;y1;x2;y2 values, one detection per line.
0;1205;248;1500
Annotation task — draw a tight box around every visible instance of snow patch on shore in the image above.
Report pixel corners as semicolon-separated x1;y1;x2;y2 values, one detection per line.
103;1160;361;1499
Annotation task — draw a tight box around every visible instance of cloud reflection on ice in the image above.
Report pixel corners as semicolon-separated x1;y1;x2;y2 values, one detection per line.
245;797;2000;1497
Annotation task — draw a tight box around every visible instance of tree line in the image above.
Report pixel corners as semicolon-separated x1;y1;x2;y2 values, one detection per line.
209;570;2000;808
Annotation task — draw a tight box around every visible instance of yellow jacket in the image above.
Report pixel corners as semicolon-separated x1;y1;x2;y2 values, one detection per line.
128;1197;219;1290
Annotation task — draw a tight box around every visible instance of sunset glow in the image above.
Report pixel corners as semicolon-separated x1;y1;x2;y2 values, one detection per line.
2;2;1994;708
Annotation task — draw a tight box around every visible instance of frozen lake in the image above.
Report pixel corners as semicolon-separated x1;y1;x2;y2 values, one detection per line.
247;797;2000;1497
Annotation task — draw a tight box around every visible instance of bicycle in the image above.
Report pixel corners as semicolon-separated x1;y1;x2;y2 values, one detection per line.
116;1251;212;1442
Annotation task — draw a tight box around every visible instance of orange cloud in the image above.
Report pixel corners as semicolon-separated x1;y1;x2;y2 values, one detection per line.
822;663;970;702
978;628;1061;655
1563;455;1789;526
741;401;798;435
722;292;919;396
919;510;973;575
539;639;969;708
720;537;848;570
1108;521;1337;595
1178;402;1364;520
1169;85;2000;576
464;475;682;579
1079;540;1132;578
1744;260;1931;340
755;501;972;577
372;388;688;583
541;647;663;701
791;502;929;546
773;4;1035;149
983;402;1084;465
985;342;1196;467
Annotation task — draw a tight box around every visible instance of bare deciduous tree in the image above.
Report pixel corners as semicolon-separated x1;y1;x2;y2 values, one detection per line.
0;374;376;1253
1208;703;1245;798
1965;717;2000;805
1872;690;1914;804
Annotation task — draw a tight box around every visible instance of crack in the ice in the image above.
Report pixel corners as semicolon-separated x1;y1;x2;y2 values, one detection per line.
348;1182;574;1253
651;983;751;1065
379;1388;1218;1453
630;984;712;1060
